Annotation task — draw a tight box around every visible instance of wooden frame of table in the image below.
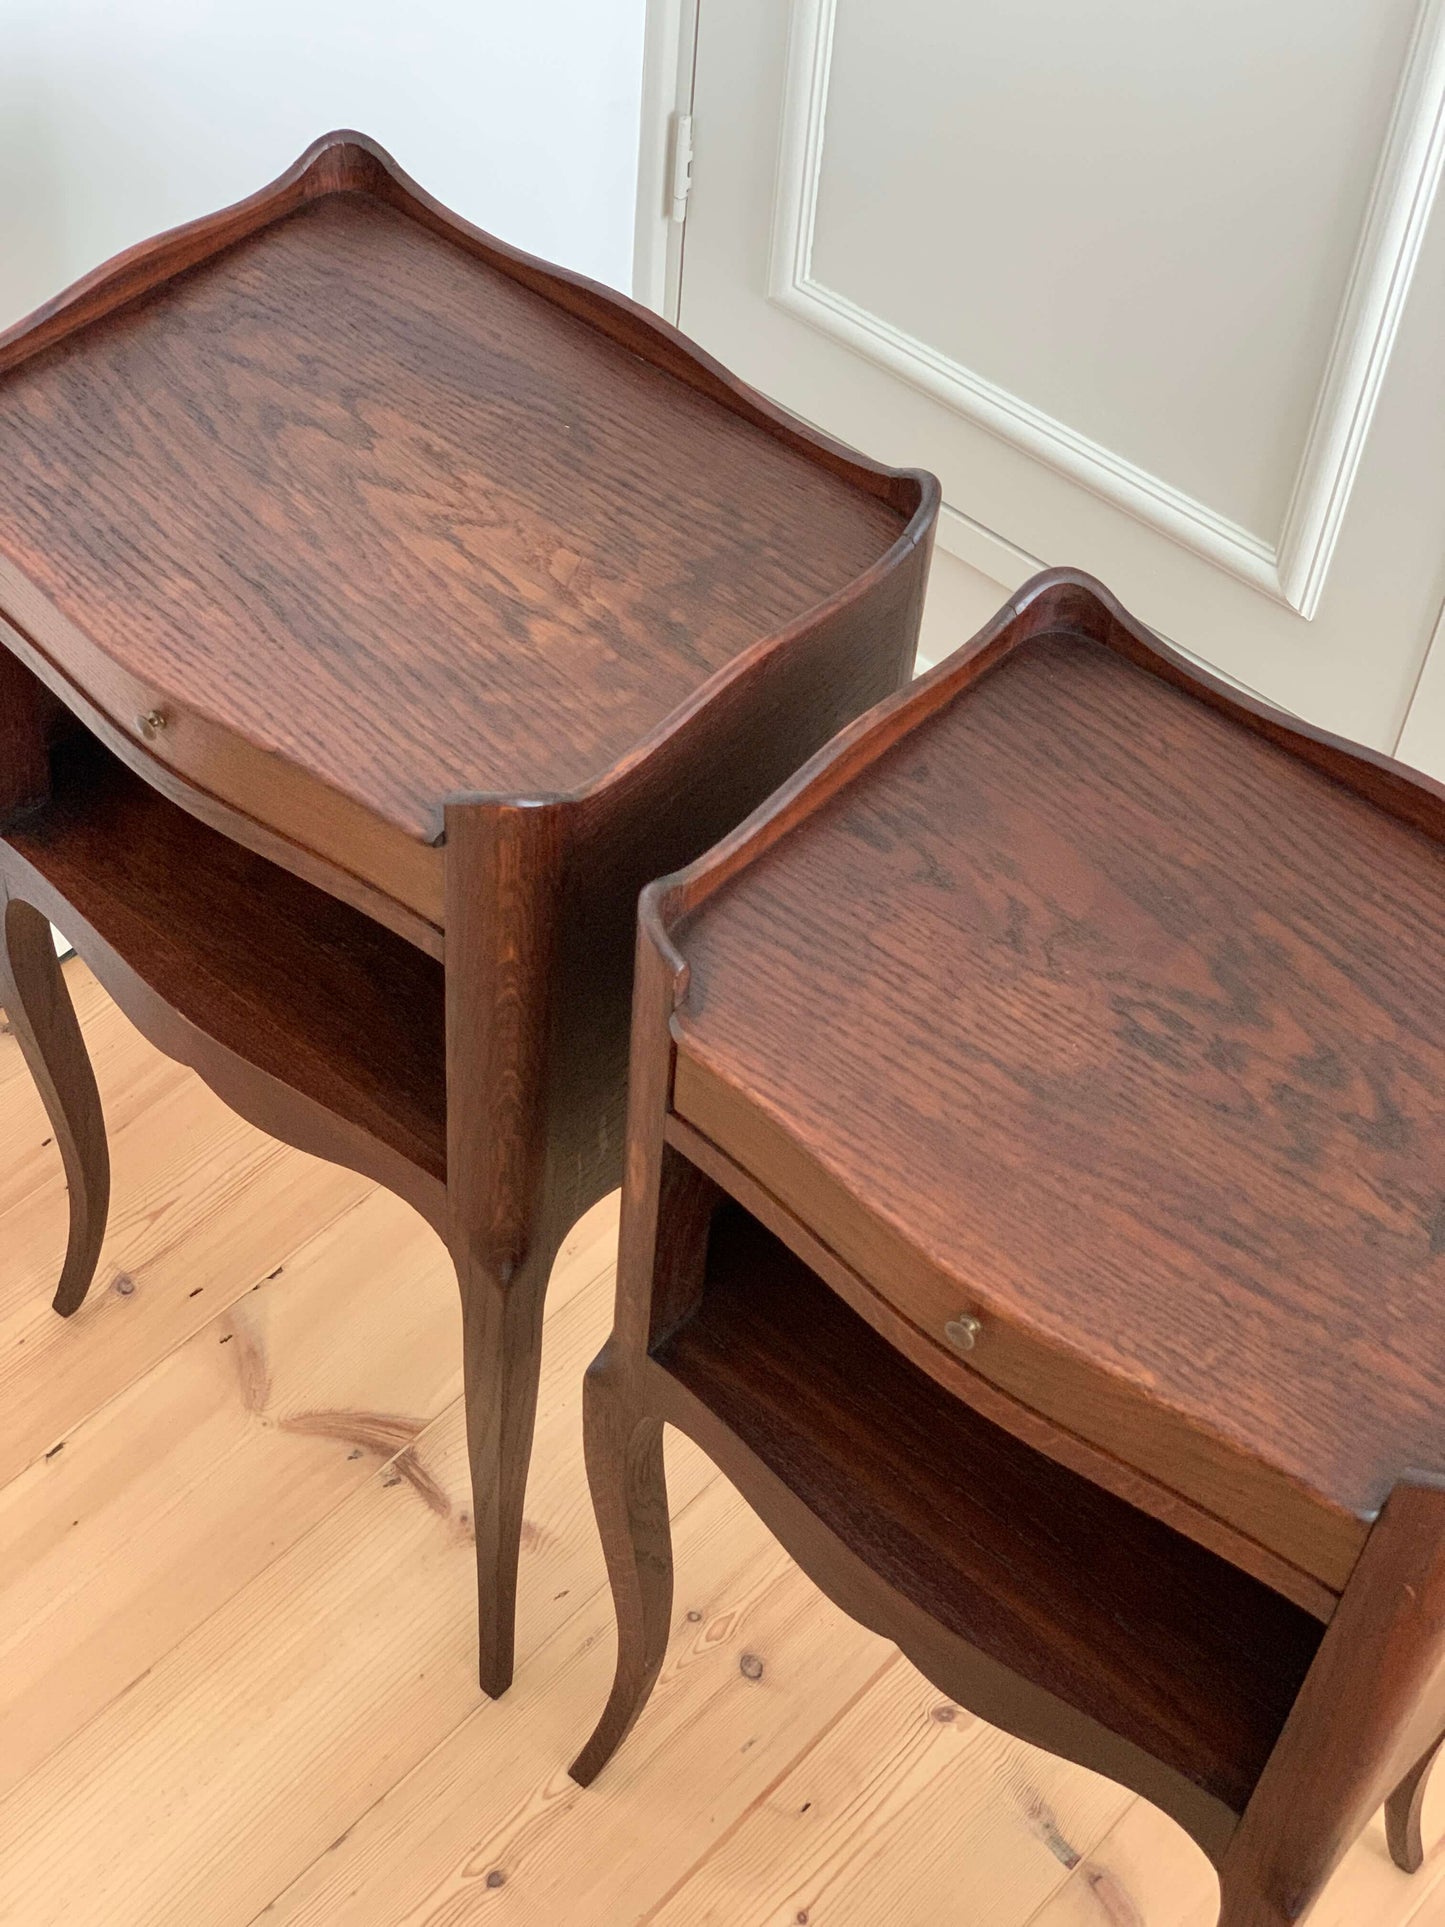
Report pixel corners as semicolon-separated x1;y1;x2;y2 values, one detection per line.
0;130;938;1696
572;570;1445;1925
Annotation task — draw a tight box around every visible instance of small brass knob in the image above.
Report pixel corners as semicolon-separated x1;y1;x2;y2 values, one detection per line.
135;709;168;741
944;1313;981;1354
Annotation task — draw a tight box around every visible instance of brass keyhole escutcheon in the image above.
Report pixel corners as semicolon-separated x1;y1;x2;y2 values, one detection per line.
944;1313;981;1354
135;709;168;741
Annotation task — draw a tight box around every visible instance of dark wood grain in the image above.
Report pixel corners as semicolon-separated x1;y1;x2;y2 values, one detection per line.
434;523;933;1693
444;795;571;1698
0;645;55;824
662;1203;1321;1819
1218;1479;1445;1922
0;890;109;1314
574;568;1445;1917
1386;1736;1442;1874
0;606;450;951
566;1373;673;1791
661;1109;1337;1621
0;192;904;808
670;607;1445;1590
0;132;931;926
565;916;704;1787
0;493;931;1700
5;730;446;1209
0;128;939;1702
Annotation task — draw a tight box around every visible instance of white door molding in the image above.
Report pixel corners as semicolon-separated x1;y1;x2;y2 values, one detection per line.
1393;592;1445;764
768;0;1445;618
633;0;700;318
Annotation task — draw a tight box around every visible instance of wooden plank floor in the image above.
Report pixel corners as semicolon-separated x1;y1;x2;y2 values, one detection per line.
2;962;1443;1926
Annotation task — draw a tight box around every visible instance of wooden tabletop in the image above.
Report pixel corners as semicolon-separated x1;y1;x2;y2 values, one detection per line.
0;135;925;929
669;605;1445;1595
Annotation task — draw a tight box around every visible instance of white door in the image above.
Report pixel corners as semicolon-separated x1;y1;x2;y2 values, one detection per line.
662;0;1445;761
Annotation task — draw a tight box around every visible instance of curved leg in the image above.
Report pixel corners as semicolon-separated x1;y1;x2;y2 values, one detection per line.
457;1234;563;1699
1;895;109;1316
1386;1736;1443;1875
569;1353;672;1787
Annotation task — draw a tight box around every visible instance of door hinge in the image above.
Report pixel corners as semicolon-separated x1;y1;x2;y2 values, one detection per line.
669;112;694;223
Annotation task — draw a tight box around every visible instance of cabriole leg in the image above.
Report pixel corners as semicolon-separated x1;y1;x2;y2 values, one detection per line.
1;894;109;1316
569;1350;672;1787
1386;1735;1443;1875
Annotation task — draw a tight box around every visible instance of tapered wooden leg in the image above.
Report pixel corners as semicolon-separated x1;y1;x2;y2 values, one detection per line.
1213;1890;1293;1927
1386;1736;1443;1875
456;1236;561;1699
0;895;109;1316
569;1353;672;1787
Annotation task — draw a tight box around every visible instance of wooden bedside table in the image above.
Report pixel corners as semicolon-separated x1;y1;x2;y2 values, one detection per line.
0;130;937;1696
571;570;1445;1926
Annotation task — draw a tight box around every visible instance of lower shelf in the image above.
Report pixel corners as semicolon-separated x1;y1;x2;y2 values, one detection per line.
4;730;446;1183
655;1202;1323;1815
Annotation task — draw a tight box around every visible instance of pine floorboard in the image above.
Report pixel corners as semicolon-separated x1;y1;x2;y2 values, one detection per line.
0;964;1440;1925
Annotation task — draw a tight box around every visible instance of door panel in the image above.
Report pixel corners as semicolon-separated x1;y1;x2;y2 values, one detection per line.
678;0;1445;755
803;0;1414;552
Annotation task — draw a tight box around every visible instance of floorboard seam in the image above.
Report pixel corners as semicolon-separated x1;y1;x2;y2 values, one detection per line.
633;1647;904;1926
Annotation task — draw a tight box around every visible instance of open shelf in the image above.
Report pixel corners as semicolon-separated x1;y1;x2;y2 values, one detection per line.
5;729;445;1182
655;1203;1325;1815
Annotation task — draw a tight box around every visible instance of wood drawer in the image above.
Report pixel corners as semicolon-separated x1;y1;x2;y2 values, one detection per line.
0;613;445;952
668;1050;1351;1616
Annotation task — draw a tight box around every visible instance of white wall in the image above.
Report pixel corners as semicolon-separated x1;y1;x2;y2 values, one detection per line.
0;0;646;329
